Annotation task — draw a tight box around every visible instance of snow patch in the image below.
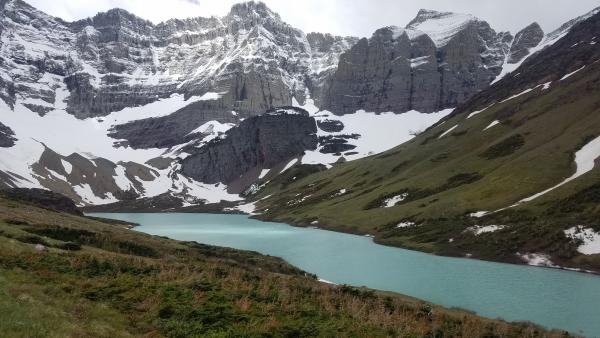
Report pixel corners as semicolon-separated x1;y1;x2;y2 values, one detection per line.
384;193;408;208
519;135;600;203
564;226;600;255
560;66;586;81
483;120;500;131
469;211;489;218
258;169;270;179
198;92;226;101
517;252;557;267
500;88;534;103
281;158;298;173
466;104;494;119
465;225;506;235
396;221;415;228
438;124;458;138
60;159;72;175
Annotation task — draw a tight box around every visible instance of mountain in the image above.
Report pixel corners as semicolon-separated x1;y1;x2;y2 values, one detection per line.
320;9;513;114
0;0;598;210
0;0;360;205
251;9;600;273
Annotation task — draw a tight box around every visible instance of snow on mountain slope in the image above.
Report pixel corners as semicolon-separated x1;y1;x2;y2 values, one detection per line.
405;10;475;47
294;98;453;166
0;0;594;208
493;5;600;83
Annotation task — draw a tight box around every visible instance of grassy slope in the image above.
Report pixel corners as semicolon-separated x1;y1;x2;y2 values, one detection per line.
254;16;600;272
0;197;570;337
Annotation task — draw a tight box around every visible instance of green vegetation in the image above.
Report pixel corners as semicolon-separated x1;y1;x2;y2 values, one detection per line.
253;55;600;272
0;196;571;337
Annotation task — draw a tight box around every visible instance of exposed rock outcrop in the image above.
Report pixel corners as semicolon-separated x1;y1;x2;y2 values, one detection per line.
181;108;317;184
508;23;544;64
320;10;513;115
0;122;16;147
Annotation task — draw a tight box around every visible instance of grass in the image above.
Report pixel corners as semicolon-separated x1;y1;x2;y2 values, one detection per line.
253;54;600;272
0;196;574;337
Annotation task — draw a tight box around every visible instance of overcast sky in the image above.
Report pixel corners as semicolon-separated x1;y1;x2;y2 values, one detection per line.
27;0;600;37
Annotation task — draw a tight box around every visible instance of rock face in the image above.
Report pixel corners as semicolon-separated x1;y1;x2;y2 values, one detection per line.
508;23;545;64
320;9;513;114
108;100;239;149
0;122;16;147
181;108;317;184
0;187;82;215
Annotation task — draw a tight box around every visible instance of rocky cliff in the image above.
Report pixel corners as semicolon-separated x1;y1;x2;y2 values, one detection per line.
508;23;545;64
181;108;317;185
320;10;513;114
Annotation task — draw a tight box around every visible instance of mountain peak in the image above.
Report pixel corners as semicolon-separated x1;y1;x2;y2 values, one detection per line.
406;9;477;47
228;1;280;20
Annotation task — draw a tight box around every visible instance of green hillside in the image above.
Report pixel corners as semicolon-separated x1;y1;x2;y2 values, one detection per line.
0;192;572;337
254;13;600;272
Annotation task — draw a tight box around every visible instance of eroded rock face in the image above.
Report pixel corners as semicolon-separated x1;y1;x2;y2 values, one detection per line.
109;100;238;149
508;23;544;64
320;10;513;115
181;108;317;184
0;122;16;147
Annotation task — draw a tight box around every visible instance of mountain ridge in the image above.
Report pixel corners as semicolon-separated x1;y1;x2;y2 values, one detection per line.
1;0;598;210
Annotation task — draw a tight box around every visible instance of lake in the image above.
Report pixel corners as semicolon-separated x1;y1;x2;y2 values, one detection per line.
90;213;600;337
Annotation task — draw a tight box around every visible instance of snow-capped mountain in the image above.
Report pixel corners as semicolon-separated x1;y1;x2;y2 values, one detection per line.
0;0;597;208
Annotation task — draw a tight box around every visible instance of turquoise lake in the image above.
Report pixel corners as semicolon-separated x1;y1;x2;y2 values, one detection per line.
90;213;600;337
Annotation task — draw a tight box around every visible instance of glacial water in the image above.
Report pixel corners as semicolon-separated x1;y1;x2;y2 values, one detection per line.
90;213;600;337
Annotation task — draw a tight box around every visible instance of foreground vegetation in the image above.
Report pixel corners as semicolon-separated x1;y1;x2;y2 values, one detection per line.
0;193;574;337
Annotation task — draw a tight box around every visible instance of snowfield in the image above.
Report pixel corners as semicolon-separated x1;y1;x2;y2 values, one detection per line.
294;97;453;165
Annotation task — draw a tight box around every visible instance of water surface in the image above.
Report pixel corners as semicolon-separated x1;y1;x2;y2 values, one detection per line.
90;213;600;337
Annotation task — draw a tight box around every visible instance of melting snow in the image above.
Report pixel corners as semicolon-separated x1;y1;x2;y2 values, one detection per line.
396;221;415;228
384;193;408;208
541;82;552;90
438;124;458;138
281;158;298;173
296;97;453;165
517;252;557;267
258;169;270;179
198;92;226;101
520;135;600;203
564;226;600;255
483;120;500;131
465;225;506;235
560;65;586;81
469;211;489;218
60;159;72;175
466;104;494;119
500;88;534;103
